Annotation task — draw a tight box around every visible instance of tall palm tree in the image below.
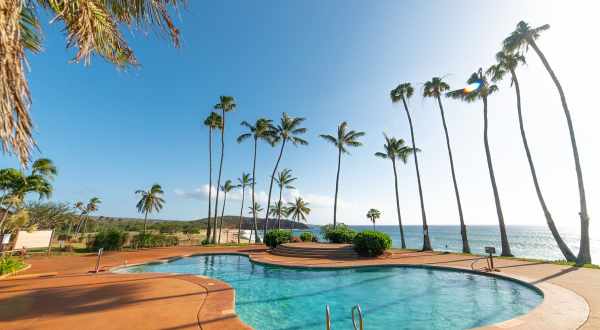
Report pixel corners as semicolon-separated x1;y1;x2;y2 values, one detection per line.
286;197;311;230
77;197;101;234
238;118;275;243
366;208;381;230
390;83;431;251
135;184;165;245
237;173;253;244
448;69;512;257
203;112;223;243
0;158;55;232
488;51;576;262
320;122;365;228
423;77;470;254
503;21;590;265
264;114;308;234
1;0;184;165
374;135;417;249
212;96;236;244
274;168;297;229
217;180;237;244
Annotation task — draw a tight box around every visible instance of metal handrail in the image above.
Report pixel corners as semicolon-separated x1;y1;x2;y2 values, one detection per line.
351;304;363;330
325;304;331;330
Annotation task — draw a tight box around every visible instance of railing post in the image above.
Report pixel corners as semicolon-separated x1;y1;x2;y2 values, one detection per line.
351;304;363;330
325;304;331;330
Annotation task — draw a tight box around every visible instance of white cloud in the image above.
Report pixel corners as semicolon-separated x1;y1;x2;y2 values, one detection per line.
174;184;269;204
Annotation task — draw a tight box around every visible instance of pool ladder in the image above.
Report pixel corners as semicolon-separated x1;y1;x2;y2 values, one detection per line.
325;304;364;330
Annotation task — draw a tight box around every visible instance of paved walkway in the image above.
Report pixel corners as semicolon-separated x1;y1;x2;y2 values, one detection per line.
0;245;596;329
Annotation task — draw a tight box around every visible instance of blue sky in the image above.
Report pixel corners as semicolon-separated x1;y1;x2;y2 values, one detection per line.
3;1;599;232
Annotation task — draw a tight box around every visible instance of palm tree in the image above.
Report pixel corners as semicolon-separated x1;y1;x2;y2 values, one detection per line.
286;197;311;230
264;114;308;234
237;118;276;243
0;159;55;232
248;202;263;238
212;96;236;244
366;209;381;231
374;135;417;249
203;112;223;243
488;51;576;262
237;173;253;244
448;68;512;257
75;197;102;234
135;184;165;246
217;180;237;244
269;201;288;227
274;168;297;229
2;0;184;165
423;77;470;254
503;21;590;265
320;122;365;228
390;83;431;251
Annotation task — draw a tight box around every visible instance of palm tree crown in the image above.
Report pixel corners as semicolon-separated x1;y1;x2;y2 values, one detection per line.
423;77;450;98
374;135;418;164
136;184;165;215
390;83;414;103
286;197;311;223
447;68;498;101
502;21;550;53
319;121;365;154
487;51;526;82
275;169;297;191
238;173;253;187
204;112;223;129
366;208;381;227
214;96;237;115
237;119;276;144
272;113;308;146
248;202;263;216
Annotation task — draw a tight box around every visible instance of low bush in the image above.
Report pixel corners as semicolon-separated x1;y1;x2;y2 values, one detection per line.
321;224;356;243
0;256;26;275
132;233;179;248
91;228;127;251
352;230;392;257
299;232;316;242
264;229;292;248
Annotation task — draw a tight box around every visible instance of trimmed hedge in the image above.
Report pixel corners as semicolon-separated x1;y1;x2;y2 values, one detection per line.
321;224;356;243
352;230;392;257
91;228;127;251
132;233;179;248
264;229;292;248
299;232;316;242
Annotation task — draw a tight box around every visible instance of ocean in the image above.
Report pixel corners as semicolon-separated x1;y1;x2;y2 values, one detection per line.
295;225;599;262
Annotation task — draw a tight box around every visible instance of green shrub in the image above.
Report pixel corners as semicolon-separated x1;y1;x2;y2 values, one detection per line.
0;256;26;275
352;230;392;257
321;224;356;243
299;232;316;242
131;233;179;248
91;228;127;251
264;229;292;248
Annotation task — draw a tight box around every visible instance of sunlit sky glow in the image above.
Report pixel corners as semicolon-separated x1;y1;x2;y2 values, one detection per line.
2;1;598;236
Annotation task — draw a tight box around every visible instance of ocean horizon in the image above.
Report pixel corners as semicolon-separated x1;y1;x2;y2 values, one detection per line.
296;224;599;262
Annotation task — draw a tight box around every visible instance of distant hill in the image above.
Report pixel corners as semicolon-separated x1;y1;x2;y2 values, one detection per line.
192;216;309;230
93;215;308;230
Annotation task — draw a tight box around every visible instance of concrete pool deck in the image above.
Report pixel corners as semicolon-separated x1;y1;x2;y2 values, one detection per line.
0;245;596;329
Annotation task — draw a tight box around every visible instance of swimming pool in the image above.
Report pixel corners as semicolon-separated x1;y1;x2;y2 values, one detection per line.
121;254;543;330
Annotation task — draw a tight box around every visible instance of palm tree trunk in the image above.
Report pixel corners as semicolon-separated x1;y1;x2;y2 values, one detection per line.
265;140;286;234
401;97;431;251
483;97;512;257
143;210;149;248
206;128;213;243
372;221;375;231
391;159;406;249
528;39;590;265
510;68;576;261
277;186;284;229
0;201;13;233
437;96;470;253
238;186;245;244
218;191;227;244
251;138;261;243
212;111;226;244
333;147;342;228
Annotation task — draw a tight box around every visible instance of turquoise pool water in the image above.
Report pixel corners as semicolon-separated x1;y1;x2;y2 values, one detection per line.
122;254;543;330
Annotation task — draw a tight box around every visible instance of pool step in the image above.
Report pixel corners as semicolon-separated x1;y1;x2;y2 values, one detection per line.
270;243;360;259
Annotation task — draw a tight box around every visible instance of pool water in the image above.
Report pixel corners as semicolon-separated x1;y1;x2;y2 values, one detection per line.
122;254;542;330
